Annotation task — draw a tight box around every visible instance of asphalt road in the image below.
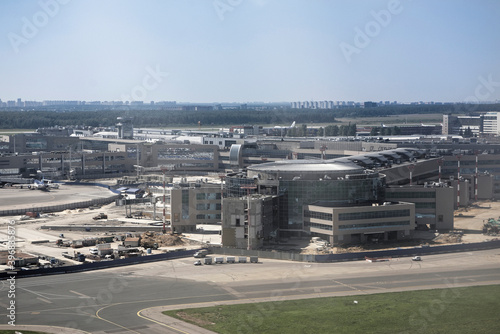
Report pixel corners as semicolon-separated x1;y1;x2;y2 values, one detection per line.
1;251;499;334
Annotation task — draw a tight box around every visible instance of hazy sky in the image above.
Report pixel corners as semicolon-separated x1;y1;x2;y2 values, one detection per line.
1;0;499;103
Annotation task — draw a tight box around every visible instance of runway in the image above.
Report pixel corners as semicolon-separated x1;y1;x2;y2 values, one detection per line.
1;249;499;333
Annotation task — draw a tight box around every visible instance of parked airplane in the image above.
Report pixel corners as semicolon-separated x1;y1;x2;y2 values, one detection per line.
28;177;60;190
0;172;59;191
28;178;50;191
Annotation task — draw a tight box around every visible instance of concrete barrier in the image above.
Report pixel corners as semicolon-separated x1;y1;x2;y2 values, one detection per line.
208;239;500;263
0;248;200;279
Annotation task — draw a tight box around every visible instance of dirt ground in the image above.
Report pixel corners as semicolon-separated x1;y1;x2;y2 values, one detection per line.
454;199;500;243
2;196;499;261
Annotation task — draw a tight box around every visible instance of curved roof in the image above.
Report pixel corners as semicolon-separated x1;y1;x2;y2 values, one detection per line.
247;159;363;174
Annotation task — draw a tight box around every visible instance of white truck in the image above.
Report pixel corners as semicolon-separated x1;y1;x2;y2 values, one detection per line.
194;249;208;258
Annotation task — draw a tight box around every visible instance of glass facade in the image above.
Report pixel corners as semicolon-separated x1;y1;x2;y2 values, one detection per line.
181;189;189;219
158;147;214;160
279;177;385;230
226;177;258;197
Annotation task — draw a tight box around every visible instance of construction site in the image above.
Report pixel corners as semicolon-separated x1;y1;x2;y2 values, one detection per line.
2;182;500;272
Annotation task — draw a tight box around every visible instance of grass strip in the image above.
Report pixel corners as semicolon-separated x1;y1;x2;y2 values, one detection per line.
164;285;500;334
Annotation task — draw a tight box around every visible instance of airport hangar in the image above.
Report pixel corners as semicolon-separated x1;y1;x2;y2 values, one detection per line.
222;148;455;248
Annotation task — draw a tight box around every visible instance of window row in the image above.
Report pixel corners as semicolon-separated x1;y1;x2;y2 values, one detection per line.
304;210;333;221
196;214;221;220
196;193;221;200
338;209;410;221
386;192;436;199
304;221;333;231
339;220;410;230
196;203;221;211
414;202;436;209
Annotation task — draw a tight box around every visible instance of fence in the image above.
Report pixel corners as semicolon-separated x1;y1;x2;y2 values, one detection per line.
40;225;166;232
0;248;199;279
115;197;154;206
208;239;500;263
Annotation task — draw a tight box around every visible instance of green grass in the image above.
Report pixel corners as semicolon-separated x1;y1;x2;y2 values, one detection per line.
164;285;500;334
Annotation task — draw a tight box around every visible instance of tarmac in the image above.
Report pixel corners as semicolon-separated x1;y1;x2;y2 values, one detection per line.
1;181;499;333
0;324;91;333
0;183;116;211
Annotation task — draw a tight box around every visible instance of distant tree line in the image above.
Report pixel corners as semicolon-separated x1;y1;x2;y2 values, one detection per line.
0;103;498;129
0;109;336;129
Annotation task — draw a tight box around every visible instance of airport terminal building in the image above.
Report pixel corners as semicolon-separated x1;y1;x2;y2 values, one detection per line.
222;148;456;247
304;201;415;245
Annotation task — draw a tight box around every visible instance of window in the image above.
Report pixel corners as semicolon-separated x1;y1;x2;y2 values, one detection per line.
196;203;221;210
415;202;436;209
196;193;221;200
339;220;410;230
339;209;410;221
304;210;333;221
386;192;436;199
182;189;189;219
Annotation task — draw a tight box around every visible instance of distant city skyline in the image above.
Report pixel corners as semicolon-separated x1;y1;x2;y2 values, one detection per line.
1;0;499;103
4;97;498;109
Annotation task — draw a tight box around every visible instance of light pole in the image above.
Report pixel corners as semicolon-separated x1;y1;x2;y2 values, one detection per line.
219;174;226;238
241;185;257;250
136;144;140;179
457;154;461;208
161;167;169;234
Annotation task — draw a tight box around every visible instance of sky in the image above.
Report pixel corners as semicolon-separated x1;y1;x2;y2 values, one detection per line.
0;0;499;103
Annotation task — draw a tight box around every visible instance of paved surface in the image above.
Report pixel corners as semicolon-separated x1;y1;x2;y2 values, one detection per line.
0;184;115;211
0;249;499;333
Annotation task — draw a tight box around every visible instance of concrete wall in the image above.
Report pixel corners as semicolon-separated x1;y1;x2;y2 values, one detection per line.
434;186;454;230
209;239;500;263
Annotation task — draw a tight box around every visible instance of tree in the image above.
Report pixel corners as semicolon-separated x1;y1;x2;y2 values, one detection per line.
301;124;308;137
318;127;324;137
370;127;379;136
348;123;357;136
332;125;339;136
339;125;347;136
